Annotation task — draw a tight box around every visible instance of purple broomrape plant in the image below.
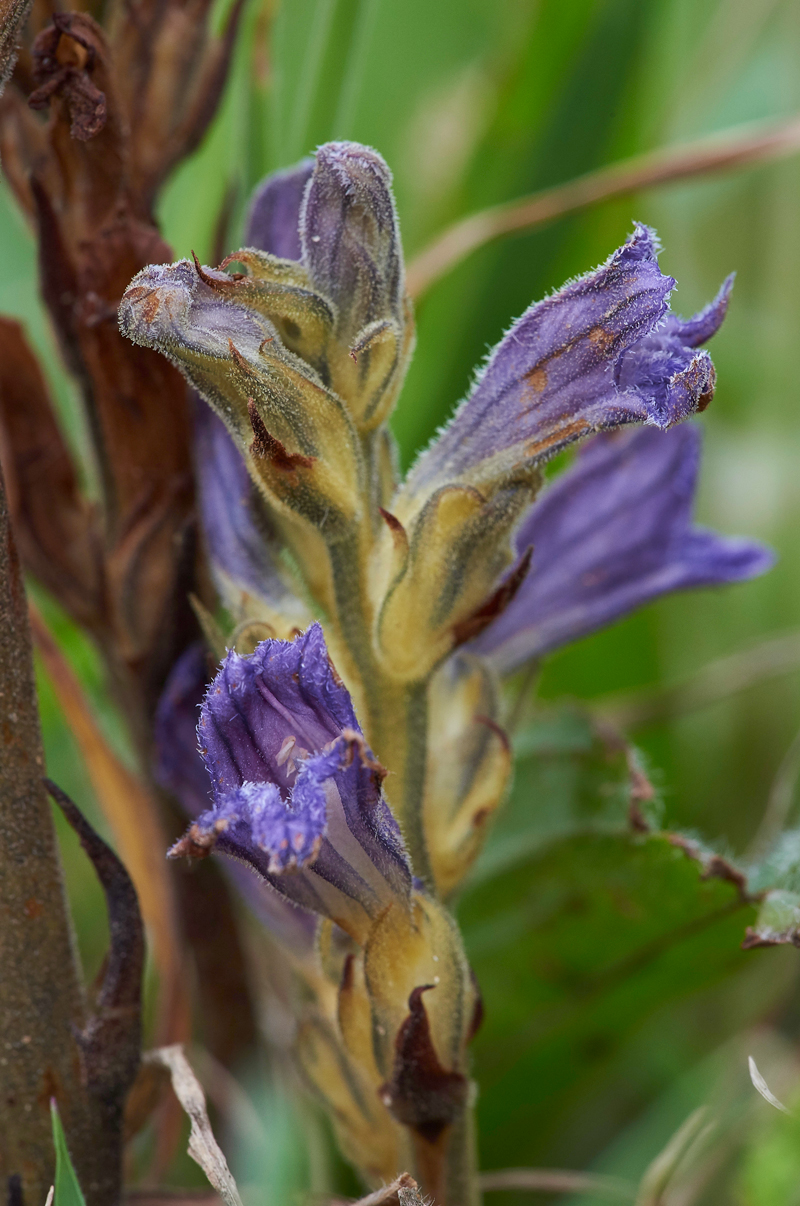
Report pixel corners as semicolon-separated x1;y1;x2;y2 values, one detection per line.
125;140;777;1204
400;224;719;502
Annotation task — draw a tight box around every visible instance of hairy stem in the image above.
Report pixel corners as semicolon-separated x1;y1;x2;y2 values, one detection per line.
326;533;434;882
410;1108;480;1206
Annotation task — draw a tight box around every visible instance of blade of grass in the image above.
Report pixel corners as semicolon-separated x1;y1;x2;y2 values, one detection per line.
288;0;339;159
50;1102;87;1206
332;0;381;138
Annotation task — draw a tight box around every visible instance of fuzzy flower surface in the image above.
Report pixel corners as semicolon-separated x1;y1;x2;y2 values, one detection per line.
168;624;412;943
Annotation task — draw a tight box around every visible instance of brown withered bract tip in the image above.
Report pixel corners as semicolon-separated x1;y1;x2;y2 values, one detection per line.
168;821;225;861
378;508;409;555
340;727;388;780
379;985;469;1144
228;338;256;376
474;714;511;754
451;545;534;648
247;399;315;472
192;250;236;293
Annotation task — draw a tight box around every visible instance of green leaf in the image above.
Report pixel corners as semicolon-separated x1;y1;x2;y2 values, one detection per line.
456;712;766;1172
461;829;758;1172
50;1101;87;1206
736;1092;800;1206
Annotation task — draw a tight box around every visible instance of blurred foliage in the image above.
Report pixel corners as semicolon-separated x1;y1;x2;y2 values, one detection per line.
6;0;800;1197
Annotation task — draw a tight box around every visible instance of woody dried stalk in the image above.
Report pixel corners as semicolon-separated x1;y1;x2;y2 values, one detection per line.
0;461;137;1206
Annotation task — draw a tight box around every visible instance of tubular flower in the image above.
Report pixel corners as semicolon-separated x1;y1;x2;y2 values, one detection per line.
155;642;316;950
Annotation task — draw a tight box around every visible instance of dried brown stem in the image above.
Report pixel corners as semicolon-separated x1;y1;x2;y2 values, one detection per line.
0;462;108;1205
406;114;800;298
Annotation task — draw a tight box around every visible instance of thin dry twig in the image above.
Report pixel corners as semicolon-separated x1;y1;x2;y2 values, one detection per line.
145;1047;243;1206
479;1168;634;1197
407;114;800;298
746;726;800;861
596;629;800;733
349;1174;425;1206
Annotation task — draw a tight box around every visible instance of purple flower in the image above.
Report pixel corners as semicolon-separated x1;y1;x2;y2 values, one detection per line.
155;643;316;950
168;624;412;943
246;159;313;261
471;423;774;672
300;141;404;340
403;226;723;499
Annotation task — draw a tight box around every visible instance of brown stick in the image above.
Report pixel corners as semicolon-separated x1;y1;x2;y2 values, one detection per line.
478;1168;634;1198
597;628;800;732
0;461;108;1204
406;114;800;298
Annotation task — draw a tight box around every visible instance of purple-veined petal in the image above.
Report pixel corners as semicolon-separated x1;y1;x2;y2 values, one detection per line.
245;159;314;260
295;735;412;901
471;424;775;672
405;226;719;497
300;141;403;339
186;743;405;938
199;623;357;799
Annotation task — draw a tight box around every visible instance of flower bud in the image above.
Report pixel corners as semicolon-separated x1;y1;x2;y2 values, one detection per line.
119;257;365;530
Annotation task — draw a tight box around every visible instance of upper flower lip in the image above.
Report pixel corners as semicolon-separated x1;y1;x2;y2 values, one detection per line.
399;224;720;504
